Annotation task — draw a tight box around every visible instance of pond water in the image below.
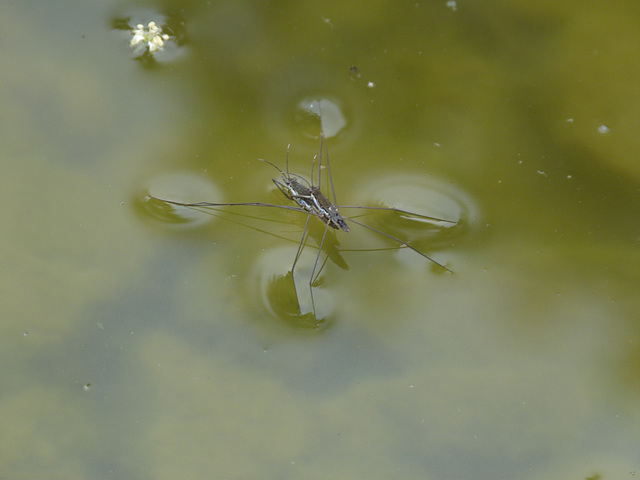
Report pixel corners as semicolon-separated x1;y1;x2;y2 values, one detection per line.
2;1;639;479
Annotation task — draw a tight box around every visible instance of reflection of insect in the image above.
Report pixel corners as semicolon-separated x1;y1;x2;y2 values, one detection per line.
149;126;455;322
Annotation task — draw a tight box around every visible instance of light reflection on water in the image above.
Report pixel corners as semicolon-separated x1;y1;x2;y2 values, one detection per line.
2;1;640;479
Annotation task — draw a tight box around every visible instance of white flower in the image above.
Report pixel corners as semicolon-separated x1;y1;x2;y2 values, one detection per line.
130;21;170;54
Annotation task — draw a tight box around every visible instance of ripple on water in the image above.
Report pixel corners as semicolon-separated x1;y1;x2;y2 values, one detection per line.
284;95;349;142
294;96;348;139
346;174;480;250
249;246;336;330
142;172;223;230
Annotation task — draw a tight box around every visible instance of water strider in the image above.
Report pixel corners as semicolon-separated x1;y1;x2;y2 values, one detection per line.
148;126;456;323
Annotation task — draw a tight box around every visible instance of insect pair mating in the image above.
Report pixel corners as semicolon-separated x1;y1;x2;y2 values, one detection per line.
149;124;455;323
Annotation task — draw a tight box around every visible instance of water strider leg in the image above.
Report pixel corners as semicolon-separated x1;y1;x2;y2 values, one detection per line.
344;217;453;273
337;205;457;224
290;212;313;316
308;220;331;323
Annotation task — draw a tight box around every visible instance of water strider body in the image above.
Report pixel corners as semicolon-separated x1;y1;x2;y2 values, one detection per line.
309;185;350;233
148;129;455;323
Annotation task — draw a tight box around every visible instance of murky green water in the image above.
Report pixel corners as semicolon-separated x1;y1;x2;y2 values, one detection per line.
2;1;639;479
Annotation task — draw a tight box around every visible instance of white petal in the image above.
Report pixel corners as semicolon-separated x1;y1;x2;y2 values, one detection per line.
130;34;145;47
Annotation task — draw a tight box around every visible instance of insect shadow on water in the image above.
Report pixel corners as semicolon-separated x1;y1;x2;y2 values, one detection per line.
147;121;457;325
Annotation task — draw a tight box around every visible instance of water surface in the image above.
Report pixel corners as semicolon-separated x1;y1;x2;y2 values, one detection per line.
1;1;639;479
